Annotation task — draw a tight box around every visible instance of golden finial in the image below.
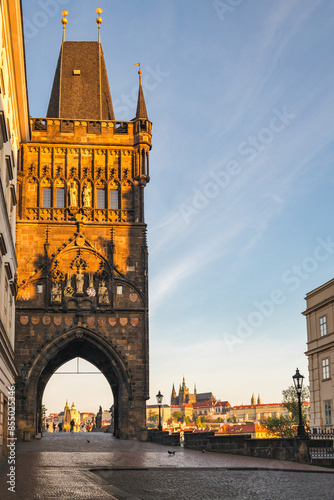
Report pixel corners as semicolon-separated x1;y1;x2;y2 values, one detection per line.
62;10;68;42
96;8;103;42
134;63;142;83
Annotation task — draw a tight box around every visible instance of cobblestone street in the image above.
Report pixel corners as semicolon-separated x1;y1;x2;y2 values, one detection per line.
0;433;333;499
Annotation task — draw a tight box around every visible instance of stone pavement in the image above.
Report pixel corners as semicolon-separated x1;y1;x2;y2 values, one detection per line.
0;433;333;499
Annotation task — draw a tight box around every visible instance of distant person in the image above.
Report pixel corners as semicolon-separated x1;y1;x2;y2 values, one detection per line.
58;422;63;432
53;423;56;433
46;423;49;431
70;419;75;432
81;423;85;432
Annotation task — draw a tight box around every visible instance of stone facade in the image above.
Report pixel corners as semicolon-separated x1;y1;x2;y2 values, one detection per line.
0;0;30;457
15;36;151;440
304;278;334;427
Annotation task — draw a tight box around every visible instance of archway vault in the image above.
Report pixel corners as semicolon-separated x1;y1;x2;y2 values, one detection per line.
16;326;147;440
27;326;132;399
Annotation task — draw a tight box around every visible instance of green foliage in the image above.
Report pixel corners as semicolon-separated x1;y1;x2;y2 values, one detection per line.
42;405;47;417
172;411;184;423
215;417;223;423
282;385;309;424
261;385;310;438
227;417;233;423
185;416;190;425
232;415;237;423
261;415;295;438
147;411;158;423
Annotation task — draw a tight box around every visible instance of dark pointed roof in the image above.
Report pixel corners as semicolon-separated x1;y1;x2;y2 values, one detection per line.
47;41;115;120
135;73;148;120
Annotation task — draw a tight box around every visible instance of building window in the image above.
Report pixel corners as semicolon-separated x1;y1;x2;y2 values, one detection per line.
110;190;119;209
116;286;122;295
322;358;330;380
320;316;327;336
56;188;65;208
96;189;105;209
42;188;51;207
324;400;332;426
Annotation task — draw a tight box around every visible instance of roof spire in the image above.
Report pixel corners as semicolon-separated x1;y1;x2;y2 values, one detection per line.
61;10;68;43
135;64;148;120
96;8;103;43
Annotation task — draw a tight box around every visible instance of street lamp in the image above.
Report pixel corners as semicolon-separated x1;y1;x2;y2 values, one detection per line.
156;390;163;431
292;368;306;437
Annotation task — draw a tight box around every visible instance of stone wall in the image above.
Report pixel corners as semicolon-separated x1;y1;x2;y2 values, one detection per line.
184;432;309;464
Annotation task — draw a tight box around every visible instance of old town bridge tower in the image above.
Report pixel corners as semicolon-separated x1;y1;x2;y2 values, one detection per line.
15;13;151;439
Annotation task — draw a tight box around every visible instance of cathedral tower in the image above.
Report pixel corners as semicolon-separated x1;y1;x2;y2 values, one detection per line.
15;11;152;440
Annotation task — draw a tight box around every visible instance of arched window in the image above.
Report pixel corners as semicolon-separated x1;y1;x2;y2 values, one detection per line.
109;181;119;209
41;178;52;207
95;180;106;209
54;179;65;208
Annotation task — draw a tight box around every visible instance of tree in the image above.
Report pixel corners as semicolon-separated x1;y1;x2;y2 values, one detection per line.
282;385;310;424
215;417;223;423
261;415;295;438
261;385;310;438
147;410;158;423
185;416;190;425
172;411;184;423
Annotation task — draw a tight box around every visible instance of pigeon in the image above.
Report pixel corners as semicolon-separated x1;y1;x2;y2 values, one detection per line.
87;439;90;443
168;450;175;455
202;449;206;453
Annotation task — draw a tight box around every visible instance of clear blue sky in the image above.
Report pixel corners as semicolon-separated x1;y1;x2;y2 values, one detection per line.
22;0;334;413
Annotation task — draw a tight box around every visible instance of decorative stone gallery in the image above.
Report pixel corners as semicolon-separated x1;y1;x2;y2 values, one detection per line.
15;32;151;440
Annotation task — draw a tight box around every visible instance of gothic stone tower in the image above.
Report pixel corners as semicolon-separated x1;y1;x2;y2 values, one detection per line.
15;31;151;439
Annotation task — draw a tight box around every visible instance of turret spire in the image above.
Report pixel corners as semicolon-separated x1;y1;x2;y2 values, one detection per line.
135;65;148;120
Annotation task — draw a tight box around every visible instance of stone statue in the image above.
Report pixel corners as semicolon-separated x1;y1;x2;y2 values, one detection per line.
98;280;109;305
96;406;102;429
83;183;92;207
51;282;61;303
76;270;84;295
69;181;78;206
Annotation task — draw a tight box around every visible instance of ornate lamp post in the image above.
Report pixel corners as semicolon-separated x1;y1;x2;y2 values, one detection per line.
292;368;306;437
156;390;163;431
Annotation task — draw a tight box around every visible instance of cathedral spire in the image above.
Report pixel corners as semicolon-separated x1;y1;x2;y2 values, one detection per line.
135;67;148;120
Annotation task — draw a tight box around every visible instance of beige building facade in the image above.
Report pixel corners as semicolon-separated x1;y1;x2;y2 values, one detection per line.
304;278;334;427
0;0;30;457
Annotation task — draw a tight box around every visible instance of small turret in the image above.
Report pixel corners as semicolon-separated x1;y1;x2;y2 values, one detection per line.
251;393;256;405
135;68;148;120
257;394;261;405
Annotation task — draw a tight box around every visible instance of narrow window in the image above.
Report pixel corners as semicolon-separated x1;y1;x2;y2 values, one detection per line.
324;400;332;425
56;188;65;208
96;189;105;209
42;188;51;207
320;316;327;336
110;190;119;209
116;286;122;295
322;358;330;380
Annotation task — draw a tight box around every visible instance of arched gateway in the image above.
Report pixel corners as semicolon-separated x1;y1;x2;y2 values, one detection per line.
15;23;151;440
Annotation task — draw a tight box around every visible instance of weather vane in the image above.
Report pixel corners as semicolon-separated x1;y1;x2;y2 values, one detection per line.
61;10;68;42
96;8;103;43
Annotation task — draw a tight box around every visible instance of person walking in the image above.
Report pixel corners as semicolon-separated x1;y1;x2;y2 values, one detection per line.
53;423;56;433
58;422;63;432
70;419;75;432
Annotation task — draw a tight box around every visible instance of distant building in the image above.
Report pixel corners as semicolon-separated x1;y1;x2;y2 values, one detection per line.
304;278;334;427
171;377;216;405
63;400;80;430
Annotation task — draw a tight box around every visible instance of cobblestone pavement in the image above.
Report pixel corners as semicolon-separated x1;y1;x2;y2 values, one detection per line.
0;433;333;500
